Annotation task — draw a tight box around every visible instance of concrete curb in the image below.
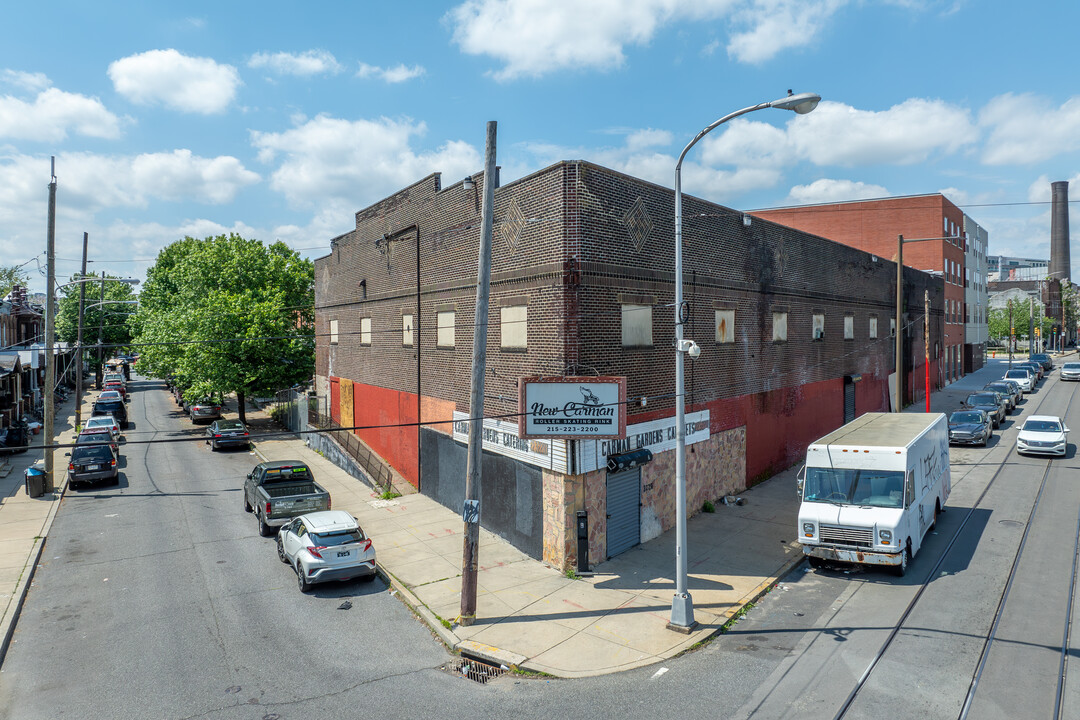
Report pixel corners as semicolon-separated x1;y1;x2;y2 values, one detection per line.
0;478;68;667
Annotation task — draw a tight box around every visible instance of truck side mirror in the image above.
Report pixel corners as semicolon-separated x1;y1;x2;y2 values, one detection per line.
795;465;806;497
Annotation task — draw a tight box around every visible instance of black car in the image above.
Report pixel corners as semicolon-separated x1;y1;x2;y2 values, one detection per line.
1016;362;1044;382
206;419;250;451
981;384;1015;413
949;409;992;446
92;398;128;429
985;380;1021;408
964;392;1006;428
67;444;118;487
1030;353;1053;371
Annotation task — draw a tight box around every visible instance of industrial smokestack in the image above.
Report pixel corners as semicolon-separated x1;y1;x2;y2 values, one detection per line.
1050;180;1071;282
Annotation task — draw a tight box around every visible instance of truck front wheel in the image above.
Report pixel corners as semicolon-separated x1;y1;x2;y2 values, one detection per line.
894;544;910;577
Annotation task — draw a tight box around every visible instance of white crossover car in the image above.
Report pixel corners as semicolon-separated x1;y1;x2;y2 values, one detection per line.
277;510;377;592
1016;415;1070;457
1002;369;1035;393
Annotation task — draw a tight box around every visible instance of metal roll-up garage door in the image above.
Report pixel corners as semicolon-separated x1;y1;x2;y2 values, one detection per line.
606;468;640;558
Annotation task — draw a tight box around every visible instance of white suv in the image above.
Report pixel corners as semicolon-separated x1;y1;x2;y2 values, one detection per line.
277;511;377;592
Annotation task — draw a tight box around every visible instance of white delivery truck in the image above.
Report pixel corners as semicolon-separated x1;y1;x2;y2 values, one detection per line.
797;412;950;576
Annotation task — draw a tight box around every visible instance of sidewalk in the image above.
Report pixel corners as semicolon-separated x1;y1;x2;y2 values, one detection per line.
0;394;79;664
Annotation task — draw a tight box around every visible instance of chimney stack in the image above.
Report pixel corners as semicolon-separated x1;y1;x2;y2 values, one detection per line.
1050;180;1071;282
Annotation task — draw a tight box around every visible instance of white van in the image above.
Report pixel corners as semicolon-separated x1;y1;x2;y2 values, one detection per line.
797;412;950;576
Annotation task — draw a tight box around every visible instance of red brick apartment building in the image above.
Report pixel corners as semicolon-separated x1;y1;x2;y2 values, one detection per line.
752;194;975;382
314;161;943;571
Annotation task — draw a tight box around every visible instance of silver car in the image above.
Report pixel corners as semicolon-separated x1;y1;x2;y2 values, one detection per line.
1061;362;1080;381
277;510;377;592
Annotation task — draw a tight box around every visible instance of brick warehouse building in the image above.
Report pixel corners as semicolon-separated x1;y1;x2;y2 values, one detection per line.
314;161;943;571
751;193;989;380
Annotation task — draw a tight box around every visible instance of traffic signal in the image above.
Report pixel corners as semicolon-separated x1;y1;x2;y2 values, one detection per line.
1036;326;1041;337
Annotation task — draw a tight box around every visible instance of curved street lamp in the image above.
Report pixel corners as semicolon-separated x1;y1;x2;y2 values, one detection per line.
669;91;821;632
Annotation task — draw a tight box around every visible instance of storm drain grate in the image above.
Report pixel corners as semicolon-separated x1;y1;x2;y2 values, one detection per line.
445;655;508;684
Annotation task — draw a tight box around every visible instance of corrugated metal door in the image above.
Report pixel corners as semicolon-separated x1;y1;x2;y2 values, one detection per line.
606;468;640;558
843;381;855;423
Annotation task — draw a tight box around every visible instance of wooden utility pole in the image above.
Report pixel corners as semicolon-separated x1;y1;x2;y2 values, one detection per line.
924;289;930;412
459;121;497;626
75;232;88;430
95;272;105;389
43;158;57;493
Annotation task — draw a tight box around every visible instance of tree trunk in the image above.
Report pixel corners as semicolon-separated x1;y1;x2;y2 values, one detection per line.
237;390;246;424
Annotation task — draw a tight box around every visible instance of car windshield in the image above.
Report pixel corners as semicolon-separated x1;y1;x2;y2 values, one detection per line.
77;432;111;444
1024;420;1062;433
985;385;1010;394
951;412;984;424
803;467;905;508
1005;370;1030;379
967;394;997;404
86;418;113;427
1064;363;1080;371
310;529;365;546
217;421;245;430
71;445;113;461
95;401;124;412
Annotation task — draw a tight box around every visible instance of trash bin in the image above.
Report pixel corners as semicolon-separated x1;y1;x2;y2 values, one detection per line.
25;464;45;498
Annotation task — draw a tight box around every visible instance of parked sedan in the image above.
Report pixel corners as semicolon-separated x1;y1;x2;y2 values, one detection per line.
103;380;126;399
1061;362;1080;381
83;415;120;440
76;427;118;453
189;398;222;424
985;380;1022;408
1030;353;1054;371
964;392;1006;428
1003;368;1035;393
949;410;992;446
276;510;377;592
205;419;250;451
1016;415;1070;457
67;444;118;487
1017;362;1043;382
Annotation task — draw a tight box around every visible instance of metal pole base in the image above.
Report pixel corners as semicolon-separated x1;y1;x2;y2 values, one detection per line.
667;592;697;633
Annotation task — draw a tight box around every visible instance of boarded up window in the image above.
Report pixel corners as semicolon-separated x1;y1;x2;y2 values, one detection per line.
330;319;339;345
622;304;653;346
402;314;414;346
501;305;527;348
715;309;734;344
869;317;878;339
772;312;787;342
360;317;371;345
812;313;825;340
844;315;854;340
437;311;455;348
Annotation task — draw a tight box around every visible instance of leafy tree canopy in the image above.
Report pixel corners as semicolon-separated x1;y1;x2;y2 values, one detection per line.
133;234;314;421
55;274;138;351
0;264;31;299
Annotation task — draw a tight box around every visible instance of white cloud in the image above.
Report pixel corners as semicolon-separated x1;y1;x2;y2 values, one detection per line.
727;0;847;64
0;87;122;141
2;70;51;93
1026;174;1080;203
787;99;977;166
249;50;343;76
786;178;889;204
356;63;426;83
981;93;1080;166
447;0;847;80
108;49;241;114
250;115;481;210
625;128;673;151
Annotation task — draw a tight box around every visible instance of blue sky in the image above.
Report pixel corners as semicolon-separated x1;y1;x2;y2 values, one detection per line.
3;0;1079;293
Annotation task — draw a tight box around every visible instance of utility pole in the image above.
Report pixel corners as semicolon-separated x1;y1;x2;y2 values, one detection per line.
75;232;88;430
43;158;57;493
894;234;903;412
459;121;497;626
95;272;105;389
1029;295;1035;356
1008;301;1014;367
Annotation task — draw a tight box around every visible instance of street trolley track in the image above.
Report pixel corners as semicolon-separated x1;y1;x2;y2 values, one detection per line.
833;371;1078;720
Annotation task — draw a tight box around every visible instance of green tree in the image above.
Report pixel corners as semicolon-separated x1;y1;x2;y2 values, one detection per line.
55;275;138;381
134;234;314;423
0;264;31;299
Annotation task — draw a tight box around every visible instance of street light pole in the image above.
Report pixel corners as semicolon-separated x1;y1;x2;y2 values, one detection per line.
670;91;820;632
895;235;903;412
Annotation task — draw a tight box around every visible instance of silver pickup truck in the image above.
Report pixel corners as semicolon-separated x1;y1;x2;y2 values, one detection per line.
244;461;331;537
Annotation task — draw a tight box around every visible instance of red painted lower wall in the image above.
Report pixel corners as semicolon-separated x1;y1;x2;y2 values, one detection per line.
329;377;420;488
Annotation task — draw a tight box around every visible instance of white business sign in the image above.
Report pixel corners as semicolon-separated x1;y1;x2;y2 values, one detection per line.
518;376;626;439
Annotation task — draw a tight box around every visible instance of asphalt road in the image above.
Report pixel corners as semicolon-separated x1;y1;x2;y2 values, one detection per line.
5;369;1080;719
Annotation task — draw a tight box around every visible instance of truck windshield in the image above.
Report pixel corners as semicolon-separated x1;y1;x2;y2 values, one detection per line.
804;467;905;508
